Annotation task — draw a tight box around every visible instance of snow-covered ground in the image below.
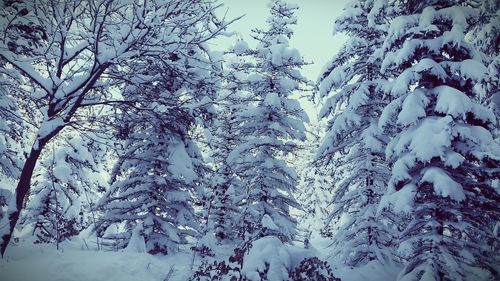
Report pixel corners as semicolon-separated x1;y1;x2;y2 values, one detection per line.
0;240;193;281
0;234;401;281
310;234;401;281
334;261;401;281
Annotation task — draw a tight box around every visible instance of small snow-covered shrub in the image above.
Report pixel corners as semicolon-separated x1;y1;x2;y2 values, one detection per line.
191;233;217;258
288;257;340;281
33;217;80;244
191;236;341;281
191;245;215;259
189;237;251;281
190;236;283;281
189;259;242;281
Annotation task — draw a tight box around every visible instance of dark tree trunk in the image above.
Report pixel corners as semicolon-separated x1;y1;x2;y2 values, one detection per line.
1;147;42;257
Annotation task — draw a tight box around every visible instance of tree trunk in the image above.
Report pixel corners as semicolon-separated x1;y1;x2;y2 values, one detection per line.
0;147;42;257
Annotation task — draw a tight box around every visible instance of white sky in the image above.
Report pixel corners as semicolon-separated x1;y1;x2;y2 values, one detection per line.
214;0;349;120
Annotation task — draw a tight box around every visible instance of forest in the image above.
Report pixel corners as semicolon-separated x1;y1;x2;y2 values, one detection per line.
0;0;499;280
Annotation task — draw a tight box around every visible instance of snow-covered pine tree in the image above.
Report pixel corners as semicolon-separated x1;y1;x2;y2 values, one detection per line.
296;120;333;238
0;60;25;226
22;135;107;246
227;0;309;243
0;70;24;182
0;17;36;198
97;75;198;254
193;44;248;247
204;83;247;245
95;32;224;254
471;3;500;232
378;1;500;280
472;1;499;123
316;0;395;267
472;0;499;58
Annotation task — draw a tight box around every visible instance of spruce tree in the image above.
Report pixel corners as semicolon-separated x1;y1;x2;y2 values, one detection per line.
88;0;233;255
0;61;26;223
228;0;309;242
96;62;205;254
22;135;106;246
296;121;333;238
205;83;247;245
0;74;24;182
378;1;500;280
316;0;396;267
472;1;499;124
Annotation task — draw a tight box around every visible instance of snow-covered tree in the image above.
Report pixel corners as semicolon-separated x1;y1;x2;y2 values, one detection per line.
472;1;500;123
95;33;225;254
378;2;500;280
296;120;333;237
0;58;27;224
0;71;24;182
0;0;231;256
97;111;201;254
316;0;396;267
22;135;107;247
204;84;248;245
472;0;499;58
228;0;309;243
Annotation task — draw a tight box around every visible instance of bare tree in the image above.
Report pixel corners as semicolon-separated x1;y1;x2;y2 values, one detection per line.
0;0;231;257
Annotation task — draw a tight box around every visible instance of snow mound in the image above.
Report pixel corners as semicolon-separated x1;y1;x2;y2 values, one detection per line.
242;236;291;281
333;260;401;281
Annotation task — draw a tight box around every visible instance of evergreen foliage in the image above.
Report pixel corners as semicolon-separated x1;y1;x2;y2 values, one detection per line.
378;1;500;280
316;0;396;267
227;0;310;242
23;135;106;245
96;53;212;254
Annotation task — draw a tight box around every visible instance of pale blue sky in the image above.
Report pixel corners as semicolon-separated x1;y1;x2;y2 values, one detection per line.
215;0;349;120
